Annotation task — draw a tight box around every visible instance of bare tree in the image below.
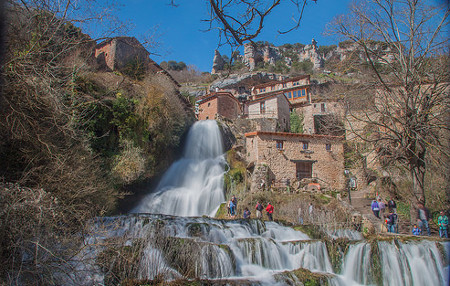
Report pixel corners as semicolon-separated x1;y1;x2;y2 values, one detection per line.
0;0;127;283
329;0;450;219
169;1;316;48
207;0;315;47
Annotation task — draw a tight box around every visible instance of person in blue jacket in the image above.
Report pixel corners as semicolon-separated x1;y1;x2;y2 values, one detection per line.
229;199;236;218
371;199;380;218
412;224;421;235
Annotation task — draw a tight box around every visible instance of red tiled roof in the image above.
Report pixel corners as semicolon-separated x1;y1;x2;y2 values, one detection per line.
197;92;240;105
252;75;310;89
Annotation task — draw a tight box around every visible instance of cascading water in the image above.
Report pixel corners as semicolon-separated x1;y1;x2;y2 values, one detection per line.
131;120;226;217
65;120;449;286
72;214;449;286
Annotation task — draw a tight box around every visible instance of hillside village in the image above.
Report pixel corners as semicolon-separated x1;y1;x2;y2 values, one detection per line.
89;35;449;236
1;0;449;284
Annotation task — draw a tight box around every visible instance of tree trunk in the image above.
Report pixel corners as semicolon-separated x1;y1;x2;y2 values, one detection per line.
409;163;426;224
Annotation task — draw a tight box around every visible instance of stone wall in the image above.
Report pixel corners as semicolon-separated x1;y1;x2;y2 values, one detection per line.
95;37;150;72
198;98;218;121
247;94;290;131
245;132;345;190
217;95;241;120
197;94;241;121
299;100;345;134
276;95;291;132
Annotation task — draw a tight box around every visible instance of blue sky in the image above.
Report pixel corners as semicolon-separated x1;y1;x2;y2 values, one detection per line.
103;0;352;72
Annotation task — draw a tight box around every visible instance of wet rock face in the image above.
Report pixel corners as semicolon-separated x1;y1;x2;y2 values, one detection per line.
218;121;236;152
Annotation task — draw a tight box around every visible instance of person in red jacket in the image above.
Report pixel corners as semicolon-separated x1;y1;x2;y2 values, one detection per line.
266;202;274;221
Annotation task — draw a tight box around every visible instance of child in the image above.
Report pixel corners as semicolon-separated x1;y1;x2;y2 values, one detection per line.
412;224;421;236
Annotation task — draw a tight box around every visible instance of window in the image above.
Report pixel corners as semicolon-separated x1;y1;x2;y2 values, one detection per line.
276;140;284;150
208;102;211;107
296;162;312;180
260;88;266;92
206;116;209;120
326;144;332;151
302;142;309;150
260;101;266;114
285;92;292;99
301;89;306;96
321;103;326;113
314;104;317;108
293;81;299;86
282;83;287;88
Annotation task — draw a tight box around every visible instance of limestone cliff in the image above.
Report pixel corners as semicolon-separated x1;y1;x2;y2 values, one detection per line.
212;39;394;73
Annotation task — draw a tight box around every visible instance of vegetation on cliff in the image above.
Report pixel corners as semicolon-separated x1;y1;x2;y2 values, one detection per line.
0;1;194;283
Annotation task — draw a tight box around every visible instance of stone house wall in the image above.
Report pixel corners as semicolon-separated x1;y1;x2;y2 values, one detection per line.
252;76;310;96
197;93;241;121
95;37;150;71
198;97;219;121
247;94;290;131
217;95;241;119
299;100;345;134
276;95;291;132
245;131;345;190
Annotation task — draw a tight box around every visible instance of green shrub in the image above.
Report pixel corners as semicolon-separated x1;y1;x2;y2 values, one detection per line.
290;111;304;133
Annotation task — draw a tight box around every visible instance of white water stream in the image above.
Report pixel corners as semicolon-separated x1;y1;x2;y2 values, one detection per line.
131;120;226;216
68;120;449;285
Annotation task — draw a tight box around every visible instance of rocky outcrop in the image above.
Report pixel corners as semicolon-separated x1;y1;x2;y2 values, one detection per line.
214;39;394;73
298;39;324;70
211;50;225;74
210;72;285;93
243;43;284;71
243;40;324;71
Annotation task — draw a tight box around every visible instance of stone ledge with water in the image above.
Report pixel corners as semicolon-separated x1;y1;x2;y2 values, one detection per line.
67;214;449;286
64;121;448;285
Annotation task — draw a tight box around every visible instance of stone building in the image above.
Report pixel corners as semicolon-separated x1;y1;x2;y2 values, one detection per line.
245;131;345;190
95;37;150;72
196;92;241;121
296;99;345;135
244;93;291;132
251;75;311;106
95;36;180;87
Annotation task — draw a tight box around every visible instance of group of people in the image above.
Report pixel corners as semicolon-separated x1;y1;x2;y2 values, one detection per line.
371;197;398;233
226;195;274;221
371;196;448;238
413;204;448;238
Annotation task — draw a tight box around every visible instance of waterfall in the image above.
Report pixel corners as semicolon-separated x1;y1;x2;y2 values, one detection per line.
340;243;372;285
131;120;226;217
63;118;449;285
66;214;449;285
378;240;447;286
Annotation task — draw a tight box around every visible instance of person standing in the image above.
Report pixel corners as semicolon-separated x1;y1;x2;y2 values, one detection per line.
387;211;398;233
231;195;238;213
438;211;448;238
388;197;397;213
371;199;380;218
255;201;263;219
243;207;251;219
298;206;303;225
308;203;314;222
266;202;274;221
229;199;236;218
417;203;431;236
378;198;386;220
